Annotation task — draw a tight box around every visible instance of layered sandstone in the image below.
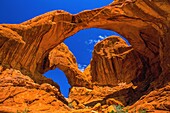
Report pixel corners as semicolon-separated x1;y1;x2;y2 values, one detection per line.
69;83;135;107
91;36;143;86
128;84;170;112
0;67;70;113
0;0;170;113
0;0;169;89
68;36;143;108
42;43;91;87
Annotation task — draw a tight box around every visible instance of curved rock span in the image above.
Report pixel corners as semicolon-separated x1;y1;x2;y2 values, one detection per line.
0;0;170;112
46;43;91;87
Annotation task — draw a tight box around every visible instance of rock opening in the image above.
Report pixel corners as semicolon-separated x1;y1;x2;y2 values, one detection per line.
64;28;130;72
44;68;71;97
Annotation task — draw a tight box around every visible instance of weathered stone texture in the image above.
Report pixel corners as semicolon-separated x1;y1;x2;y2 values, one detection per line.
91;36;143;86
0;0;170;112
0;67;70;113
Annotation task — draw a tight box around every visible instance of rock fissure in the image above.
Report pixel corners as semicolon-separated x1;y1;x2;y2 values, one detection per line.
0;88;27;104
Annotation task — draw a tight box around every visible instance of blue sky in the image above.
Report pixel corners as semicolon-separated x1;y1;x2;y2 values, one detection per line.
0;0;127;97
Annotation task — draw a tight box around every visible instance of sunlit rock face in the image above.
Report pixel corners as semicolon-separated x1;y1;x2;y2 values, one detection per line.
0;11;76;87
68;83;135;107
0;0;169;89
0;0;170;112
0;67;70;113
90;36;143;86
43;43;92;87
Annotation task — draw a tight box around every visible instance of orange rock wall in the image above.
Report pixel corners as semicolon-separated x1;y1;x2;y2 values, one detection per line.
0;67;70;113
0;0;170;112
91;36;143;86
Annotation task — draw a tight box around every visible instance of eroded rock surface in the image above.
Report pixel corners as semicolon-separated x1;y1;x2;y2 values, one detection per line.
0;0;170;112
47;43;92;87
69;83;135;107
128;84;170;113
91;36;143;86
0;67;70;113
0;0;169;89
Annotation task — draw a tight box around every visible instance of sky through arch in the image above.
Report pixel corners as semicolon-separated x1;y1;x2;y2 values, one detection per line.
64;28;129;72
44;28;129;97
44;68;71;98
0;0;131;97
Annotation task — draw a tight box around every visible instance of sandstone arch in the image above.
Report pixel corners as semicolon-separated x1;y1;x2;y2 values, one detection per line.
0;0;169;91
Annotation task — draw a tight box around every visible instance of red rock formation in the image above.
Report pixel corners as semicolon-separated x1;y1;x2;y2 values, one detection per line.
128;84;170;112
0;0;169;89
0;67;70;113
0;0;170;112
69;83;135;107
91;36;143;86
45;43;92;87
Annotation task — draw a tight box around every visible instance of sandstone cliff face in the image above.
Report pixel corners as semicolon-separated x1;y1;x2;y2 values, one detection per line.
91;36;143;86
0;0;170;112
68;36;143;107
